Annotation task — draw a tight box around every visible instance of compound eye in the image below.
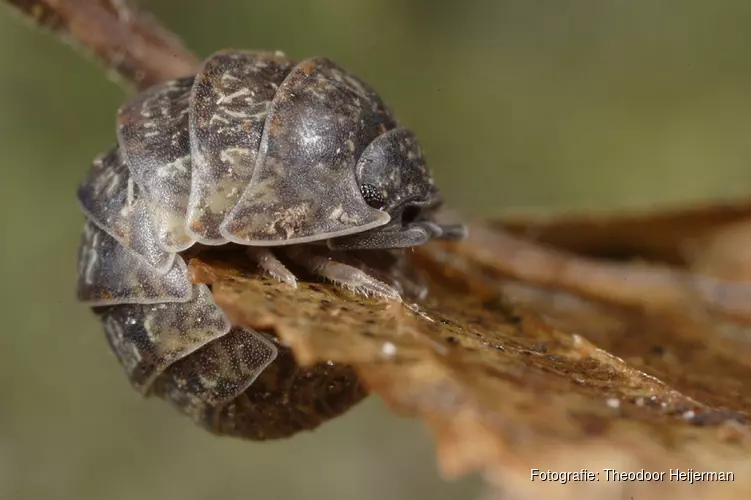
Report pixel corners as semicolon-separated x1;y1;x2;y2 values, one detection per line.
360;183;385;210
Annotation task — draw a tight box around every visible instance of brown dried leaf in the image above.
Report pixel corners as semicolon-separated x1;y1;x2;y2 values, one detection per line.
498;201;751;278
188;213;751;500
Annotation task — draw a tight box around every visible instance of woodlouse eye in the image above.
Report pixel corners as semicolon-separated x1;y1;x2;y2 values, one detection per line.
360;183;385;210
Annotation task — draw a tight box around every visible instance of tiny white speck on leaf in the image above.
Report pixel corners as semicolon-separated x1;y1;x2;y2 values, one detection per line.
381;342;397;357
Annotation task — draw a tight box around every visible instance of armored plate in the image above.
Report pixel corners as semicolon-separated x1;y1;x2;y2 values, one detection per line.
117;77;196;252
220;57;397;246
77;146;174;272
156;327;278;409
76;221;192;306
186;50;295;244
99;284;232;394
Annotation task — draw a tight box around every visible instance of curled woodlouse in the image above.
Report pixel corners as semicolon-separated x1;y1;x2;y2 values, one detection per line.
76;50;466;437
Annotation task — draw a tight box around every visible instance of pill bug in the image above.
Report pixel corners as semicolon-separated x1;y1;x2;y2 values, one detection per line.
76;50;466;438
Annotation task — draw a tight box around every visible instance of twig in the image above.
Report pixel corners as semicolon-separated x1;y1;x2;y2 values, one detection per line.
451;222;751;323
2;0;200;90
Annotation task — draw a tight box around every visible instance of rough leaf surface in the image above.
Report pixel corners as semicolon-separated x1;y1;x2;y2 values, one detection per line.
189;206;751;500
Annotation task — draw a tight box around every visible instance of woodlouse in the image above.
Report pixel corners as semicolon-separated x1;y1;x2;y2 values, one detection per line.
76;50;465;436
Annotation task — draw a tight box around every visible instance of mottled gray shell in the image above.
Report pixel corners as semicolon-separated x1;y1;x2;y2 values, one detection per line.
76;50;457;429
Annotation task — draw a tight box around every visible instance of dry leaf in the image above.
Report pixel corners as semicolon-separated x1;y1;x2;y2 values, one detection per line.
185;209;751;500
498;201;751;277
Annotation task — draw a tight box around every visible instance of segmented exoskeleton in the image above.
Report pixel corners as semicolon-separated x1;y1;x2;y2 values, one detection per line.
76;50;465;432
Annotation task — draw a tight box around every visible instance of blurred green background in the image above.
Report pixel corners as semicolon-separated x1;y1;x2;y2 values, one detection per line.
3;1;751;499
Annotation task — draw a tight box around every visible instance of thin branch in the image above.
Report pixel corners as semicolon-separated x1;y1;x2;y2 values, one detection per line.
450;220;751;323
2;0;200;90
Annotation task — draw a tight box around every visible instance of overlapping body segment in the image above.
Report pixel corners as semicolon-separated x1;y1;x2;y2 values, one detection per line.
76;49;465;437
77;215;280;416
92;51;450;254
117;76;196;252
77;146;174;272
156;327;278;407
187;51;295;244
98;284;232;393
76;221;191;306
219;57;397;245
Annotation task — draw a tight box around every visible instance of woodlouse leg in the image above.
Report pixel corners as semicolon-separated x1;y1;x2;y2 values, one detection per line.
246;248;298;288
358;250;430;302
284;247;402;302
319;250;431;303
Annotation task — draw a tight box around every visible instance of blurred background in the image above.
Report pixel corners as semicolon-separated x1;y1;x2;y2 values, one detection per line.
3;1;751;499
